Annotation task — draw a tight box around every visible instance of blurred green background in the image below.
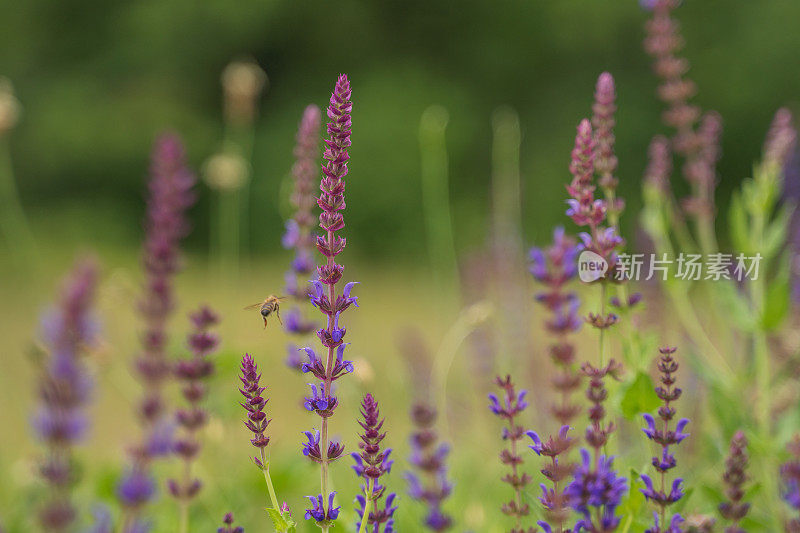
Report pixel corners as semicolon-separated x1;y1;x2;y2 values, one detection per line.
2;0;799;258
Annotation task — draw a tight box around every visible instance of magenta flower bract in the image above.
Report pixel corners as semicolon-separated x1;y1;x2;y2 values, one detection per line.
33;258;99;532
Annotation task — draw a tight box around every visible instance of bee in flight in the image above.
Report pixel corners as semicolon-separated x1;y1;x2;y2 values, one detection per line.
244;295;286;329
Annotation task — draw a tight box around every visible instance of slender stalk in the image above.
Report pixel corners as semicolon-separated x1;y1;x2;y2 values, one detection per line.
0;139;36;267
259;448;281;512
357;479;374;533
419;105;459;300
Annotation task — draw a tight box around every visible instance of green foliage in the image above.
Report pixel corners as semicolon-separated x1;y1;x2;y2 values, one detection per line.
266;507;296;533
619;371;661;421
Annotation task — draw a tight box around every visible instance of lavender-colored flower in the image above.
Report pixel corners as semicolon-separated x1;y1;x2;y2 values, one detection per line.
284;105;322;371
33;258;99;532
764;108;797;170
305;493;341;522
564;448;628;532
168;306;219;508
487;376;534;532
681;112;722;219
118;470;157;509
304;382;339;416
352;394;397;532
301;429;344;463
781;435;800;531
565;119;623;285
526;426;575;532
218;512;244;533
406;404;453;531
592;72;623;218
302;74;356;528
530;227;582;426
239;354;271;466
582;360;622;452
718;431;750;532
640;347;689;532
136;133;196;424
644;136;673;194
120;134;196;529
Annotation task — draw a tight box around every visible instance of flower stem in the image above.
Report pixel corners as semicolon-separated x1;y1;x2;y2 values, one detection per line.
358;479;374;533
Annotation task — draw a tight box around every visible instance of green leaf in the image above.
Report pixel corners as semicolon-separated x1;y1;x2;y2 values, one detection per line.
729;191;751;253
619;372;660;420
761;259;790;330
266;508;295;533
761;204;792;260
714;280;756;332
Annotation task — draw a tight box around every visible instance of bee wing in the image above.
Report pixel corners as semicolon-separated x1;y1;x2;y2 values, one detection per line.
243;303;263;310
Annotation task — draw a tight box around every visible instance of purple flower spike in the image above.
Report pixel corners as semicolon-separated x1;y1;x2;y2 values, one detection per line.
284;104;322;372
239;354;272;466
406;404;453;531
168;306;220;504
719;430;750;531
530;227;583;428
301;429;344;464
33;259;99;531
120;134;196;526
352;394;397;532
301;74;357;529
640;347;688;531
488;376;534;530
526;426;575;530
781;436;800;530
592;72;623;217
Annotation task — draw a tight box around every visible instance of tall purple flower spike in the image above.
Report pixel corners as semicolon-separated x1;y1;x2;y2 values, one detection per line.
168;306;220;504
34;258;99;532
302;74;357;528
120;133;196;531
488;375;535;532
530;227;583;427
406;403;453;531
640;347;689;532
284;105;322;369
352;394;397;532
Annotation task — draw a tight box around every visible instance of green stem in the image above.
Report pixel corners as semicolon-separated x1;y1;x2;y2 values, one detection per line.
357;479;374;533
259;448;285;531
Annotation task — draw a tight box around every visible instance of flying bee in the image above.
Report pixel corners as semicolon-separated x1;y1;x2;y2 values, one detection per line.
244;295;286;329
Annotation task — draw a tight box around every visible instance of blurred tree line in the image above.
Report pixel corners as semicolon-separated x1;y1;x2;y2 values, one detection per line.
0;0;798;259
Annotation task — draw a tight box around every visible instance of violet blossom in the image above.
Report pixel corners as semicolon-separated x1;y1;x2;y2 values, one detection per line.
640;347;689;532
33;258;99;531
718;430;750;532
352;394;397;532
120;133;196;531
284;104;322;370
526;426;576;533
300;73;357;530
168;306;220;522
780;435;800;531
218;513;244;533
529;227;582;427
488;375;534;532
406;403;453;531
